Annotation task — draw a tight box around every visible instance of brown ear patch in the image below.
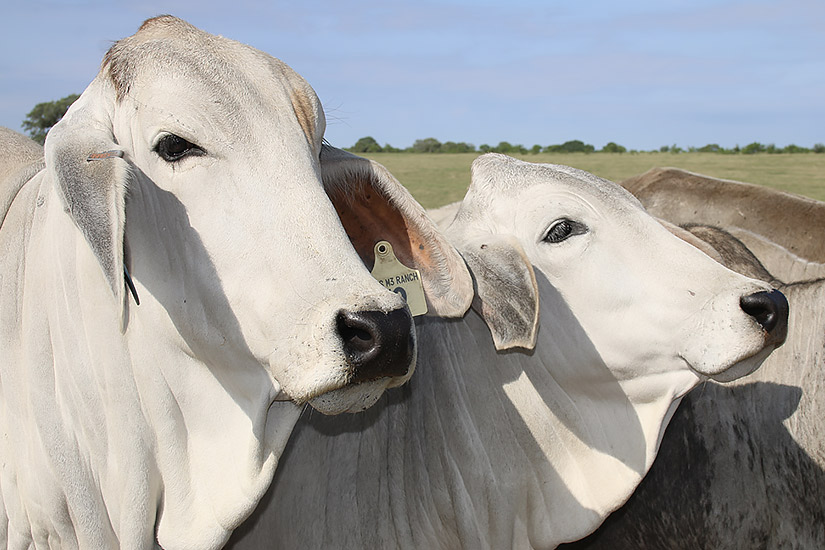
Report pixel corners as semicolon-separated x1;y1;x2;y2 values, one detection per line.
321;146;473;318
327;177;436;274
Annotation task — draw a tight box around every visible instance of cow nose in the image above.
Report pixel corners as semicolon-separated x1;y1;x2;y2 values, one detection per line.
337;308;415;383
740;290;789;346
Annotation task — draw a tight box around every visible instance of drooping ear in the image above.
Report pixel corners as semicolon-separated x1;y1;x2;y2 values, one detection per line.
453;233;539;351
320;145;473;318
44;78;130;312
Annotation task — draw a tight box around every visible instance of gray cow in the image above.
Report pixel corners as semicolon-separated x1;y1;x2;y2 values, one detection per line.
563;174;825;549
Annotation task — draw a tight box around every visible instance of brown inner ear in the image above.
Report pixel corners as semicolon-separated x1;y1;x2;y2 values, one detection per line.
327;175;435;273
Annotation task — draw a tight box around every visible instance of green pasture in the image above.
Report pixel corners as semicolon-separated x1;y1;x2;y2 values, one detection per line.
360;152;825;209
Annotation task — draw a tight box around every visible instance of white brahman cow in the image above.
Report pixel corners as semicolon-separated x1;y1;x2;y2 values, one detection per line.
562;225;824;546
0;16;472;550
225;154;788;549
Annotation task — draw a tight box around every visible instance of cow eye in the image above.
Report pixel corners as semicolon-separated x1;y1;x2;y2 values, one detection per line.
154;134;204;162
542;219;586;244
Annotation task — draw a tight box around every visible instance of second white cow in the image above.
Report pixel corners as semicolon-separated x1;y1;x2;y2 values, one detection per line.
226;154;787;549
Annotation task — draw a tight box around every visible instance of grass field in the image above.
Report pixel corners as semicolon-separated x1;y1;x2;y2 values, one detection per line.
360;152;825;209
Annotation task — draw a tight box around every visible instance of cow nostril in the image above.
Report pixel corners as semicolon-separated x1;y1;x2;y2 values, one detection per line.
740;290;789;346
336;308;415;383
336;317;375;353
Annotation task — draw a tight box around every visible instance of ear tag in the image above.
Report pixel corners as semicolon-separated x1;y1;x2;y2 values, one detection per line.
370;240;428;317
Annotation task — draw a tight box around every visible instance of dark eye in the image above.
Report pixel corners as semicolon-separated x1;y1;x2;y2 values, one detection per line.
543;219;586;243
155;134;204;162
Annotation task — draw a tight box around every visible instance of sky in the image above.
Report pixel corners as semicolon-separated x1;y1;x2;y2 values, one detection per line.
1;0;823;151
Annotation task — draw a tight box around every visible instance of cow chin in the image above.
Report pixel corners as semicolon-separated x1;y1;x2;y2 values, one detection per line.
706;345;775;383
308;380;393;415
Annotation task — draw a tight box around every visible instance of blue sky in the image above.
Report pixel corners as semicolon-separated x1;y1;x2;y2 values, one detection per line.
2;0;822;151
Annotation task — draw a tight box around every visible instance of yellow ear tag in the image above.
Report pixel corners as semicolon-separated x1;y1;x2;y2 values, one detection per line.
370;241;428;317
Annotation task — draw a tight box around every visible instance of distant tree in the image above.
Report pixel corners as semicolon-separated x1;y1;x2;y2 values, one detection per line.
545;140;594;153
530;144;542;154
411;137;442;153
349;136;383;153
742;142;766;154
21;93;80;144
479;144;492;153
569;140;594;153
482;141;528;155
440;141;476;153
349;136;378;152
600;142;626;153
698;143;722;153
659;145;670;153
491;141;515;154
814;143;825;154
490;142;527;154
382;143;402;153
782;144;809;154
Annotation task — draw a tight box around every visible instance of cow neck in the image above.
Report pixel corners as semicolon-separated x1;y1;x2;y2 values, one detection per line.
119;176;302;549
0;175;297;550
258;295;685;550
571;278;825;550
0;177;155;547
399;309;680;548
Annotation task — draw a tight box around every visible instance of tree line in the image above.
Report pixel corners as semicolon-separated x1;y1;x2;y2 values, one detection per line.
350;136;825;155
16;97;825;155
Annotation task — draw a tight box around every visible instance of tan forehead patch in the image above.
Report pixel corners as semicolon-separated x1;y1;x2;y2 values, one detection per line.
290;89;318;151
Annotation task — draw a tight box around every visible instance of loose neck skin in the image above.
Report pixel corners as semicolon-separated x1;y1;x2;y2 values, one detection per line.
0;176;300;550
249;281;695;550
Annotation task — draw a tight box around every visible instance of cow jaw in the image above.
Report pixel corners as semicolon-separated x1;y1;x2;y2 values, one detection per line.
557;219;780;390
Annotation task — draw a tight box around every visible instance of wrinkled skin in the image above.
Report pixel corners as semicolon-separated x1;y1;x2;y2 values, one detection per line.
227;155;786;550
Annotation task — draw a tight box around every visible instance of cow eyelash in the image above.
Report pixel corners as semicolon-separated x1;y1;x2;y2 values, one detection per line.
154;134;205;162
542;219;587;244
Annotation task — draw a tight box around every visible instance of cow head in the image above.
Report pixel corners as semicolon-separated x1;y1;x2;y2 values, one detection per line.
447;154;787;392
43;15;472;419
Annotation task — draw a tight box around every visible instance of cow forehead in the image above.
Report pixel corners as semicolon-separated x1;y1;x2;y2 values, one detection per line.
104;17;309;107
102;15;323;150
458;154;644;223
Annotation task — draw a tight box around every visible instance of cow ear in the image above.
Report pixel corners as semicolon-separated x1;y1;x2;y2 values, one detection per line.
44;79;130;314
454;233;539;351
320;145;473;318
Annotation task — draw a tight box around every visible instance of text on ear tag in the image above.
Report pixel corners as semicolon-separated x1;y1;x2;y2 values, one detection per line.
370;240;428;317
